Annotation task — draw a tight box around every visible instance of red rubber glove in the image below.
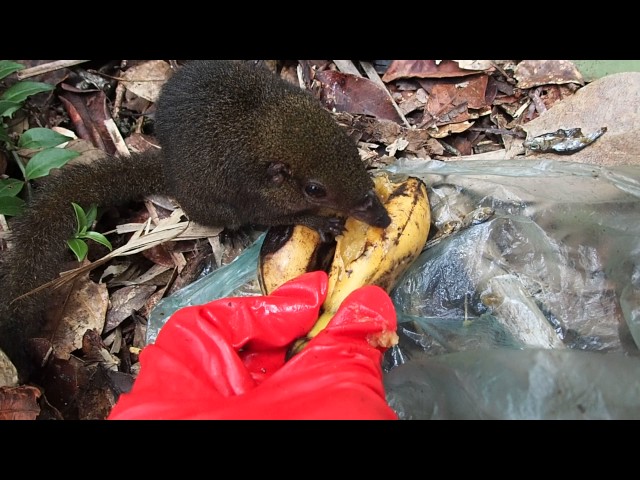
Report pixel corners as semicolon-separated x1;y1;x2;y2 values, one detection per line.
108;271;398;420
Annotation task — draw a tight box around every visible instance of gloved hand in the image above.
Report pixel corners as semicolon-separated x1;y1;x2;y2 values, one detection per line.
108;271;398;420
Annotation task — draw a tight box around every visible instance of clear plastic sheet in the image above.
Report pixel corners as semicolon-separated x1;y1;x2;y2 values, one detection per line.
384;349;640;419
147;158;640;419
383;158;640;419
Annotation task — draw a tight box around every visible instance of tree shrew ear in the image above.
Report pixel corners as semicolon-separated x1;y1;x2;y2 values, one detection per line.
267;162;291;186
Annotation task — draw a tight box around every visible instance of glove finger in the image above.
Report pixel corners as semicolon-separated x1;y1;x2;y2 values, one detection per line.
320;284;398;349
198;270;327;352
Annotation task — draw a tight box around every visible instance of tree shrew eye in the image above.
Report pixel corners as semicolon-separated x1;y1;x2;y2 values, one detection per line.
304;182;327;198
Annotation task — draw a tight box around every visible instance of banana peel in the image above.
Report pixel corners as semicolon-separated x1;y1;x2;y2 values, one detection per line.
258;172;431;356
258;224;335;296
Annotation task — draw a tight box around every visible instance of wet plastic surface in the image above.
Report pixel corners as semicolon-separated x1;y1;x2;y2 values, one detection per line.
382;158;640;419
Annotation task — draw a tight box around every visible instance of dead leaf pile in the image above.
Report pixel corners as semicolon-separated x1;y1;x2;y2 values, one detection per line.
301;60;589;162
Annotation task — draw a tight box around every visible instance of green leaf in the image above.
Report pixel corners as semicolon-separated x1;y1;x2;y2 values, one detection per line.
0;178;25;197
0;100;21;118
0;195;26;216
1;81;54;103
24;147;80;180
18;128;73;149
85;204;98;226
82;231;113;251
0;61;24;81
0;61;24;82
67;238;88;262
71;202;88;233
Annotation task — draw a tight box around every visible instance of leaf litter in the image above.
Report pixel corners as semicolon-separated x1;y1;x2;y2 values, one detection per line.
1;59;640;419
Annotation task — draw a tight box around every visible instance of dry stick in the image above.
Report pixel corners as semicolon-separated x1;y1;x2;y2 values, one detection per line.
0;214;9;246
145;199;186;272
112;82;126;120
13;215;192;302
104;118;130;157
333;60;362;77
359;61;411;128
16;60;91;80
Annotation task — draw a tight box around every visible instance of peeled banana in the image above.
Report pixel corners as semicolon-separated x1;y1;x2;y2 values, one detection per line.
258;172;431;354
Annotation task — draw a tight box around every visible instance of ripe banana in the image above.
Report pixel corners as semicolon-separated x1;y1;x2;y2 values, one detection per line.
258;224;335;296
258;172;431;355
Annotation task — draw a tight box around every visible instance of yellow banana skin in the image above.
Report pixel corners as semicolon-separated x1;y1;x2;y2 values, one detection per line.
293;173;431;353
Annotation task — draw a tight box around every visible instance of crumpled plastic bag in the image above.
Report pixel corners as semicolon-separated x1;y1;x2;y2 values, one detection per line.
382;157;640;419
148;157;640;420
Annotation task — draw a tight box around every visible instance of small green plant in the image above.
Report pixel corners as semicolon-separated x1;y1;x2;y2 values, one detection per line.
68;202;113;262
0;60;80;217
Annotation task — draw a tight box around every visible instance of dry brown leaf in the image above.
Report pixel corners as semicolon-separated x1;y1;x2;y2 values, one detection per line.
105;285;157;332
76;370;117;420
315;70;402;123
59;86;120;156
45;273;109;360
133;317;148;351
279;63;300;86
0;349;19;388
120;90;152;115
38;357;87;418
81;329;119;371
514;60;584;89
125;263;172;286
121;60;173;103
334;112;443;159
424;74;491;119
428;121;475;139
0;385;41;420
142;242;178;267
125;132;160;154
537;84;578;111
140;288;169;319
333;60;362;76
451;135;474;156
38;355;116;420
382;60;478;82
453;60;495;71
100;262;131;283
396;88;428;115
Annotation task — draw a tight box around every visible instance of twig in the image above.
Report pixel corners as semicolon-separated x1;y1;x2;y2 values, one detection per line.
86;69;168;83
359;61;411;128
333;60;362;77
104;118;130;157
16;60;90;80
112;82;126;120
529;87;547;115
438;139;461;156
470;127;526;137
513;99;531;119
12;217;191;301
